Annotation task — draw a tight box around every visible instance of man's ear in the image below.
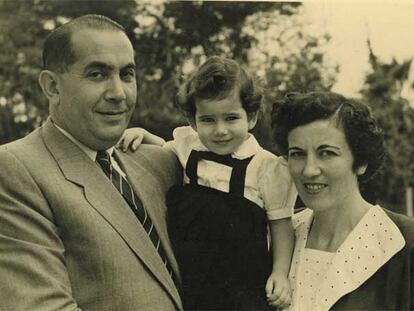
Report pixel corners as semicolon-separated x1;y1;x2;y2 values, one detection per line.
356;164;368;176
38;70;60;106
247;111;259;130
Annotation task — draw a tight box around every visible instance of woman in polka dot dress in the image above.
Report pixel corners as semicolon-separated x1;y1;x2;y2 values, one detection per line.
272;92;414;310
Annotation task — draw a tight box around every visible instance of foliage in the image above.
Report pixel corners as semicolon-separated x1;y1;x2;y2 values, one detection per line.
0;0;336;149
0;0;139;143
241;7;338;151
360;39;414;213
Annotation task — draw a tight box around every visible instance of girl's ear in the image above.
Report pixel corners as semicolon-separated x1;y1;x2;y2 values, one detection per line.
356;164;368;176
38;70;60;106
247;111;258;130
187;117;197;132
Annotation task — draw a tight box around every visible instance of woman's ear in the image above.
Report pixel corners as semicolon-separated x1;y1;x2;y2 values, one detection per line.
38;70;60;106
356;164;368;176
187;117;197;132
247;111;258;130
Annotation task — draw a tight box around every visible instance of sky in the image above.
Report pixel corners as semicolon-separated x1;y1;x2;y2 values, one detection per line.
303;0;414;98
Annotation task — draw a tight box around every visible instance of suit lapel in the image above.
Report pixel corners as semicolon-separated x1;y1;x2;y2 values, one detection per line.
115;150;181;298
41;120;181;308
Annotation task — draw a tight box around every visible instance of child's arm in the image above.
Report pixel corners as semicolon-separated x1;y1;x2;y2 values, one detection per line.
266;217;295;309
119;127;166;151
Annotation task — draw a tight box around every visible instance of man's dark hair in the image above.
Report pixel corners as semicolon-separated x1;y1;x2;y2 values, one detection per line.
42;14;126;72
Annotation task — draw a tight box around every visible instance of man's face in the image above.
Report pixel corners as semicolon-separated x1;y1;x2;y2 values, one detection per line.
53;28;137;150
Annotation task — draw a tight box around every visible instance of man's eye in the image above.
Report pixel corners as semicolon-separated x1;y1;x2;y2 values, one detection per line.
121;69;136;82
87;71;106;80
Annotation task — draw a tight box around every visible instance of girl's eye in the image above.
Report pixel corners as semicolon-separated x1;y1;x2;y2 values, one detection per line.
226;115;239;121
200;118;215;123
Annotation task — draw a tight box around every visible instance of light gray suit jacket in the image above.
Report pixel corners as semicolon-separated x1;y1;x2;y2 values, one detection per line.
0;119;183;311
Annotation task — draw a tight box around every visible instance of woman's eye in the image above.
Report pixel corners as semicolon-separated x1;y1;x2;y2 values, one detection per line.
320;150;336;157
288;151;304;158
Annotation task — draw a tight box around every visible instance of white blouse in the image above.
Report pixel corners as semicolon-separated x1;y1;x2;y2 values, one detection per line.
288;206;405;311
164;126;297;221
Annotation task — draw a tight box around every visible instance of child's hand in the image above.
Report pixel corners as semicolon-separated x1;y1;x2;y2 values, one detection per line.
118;128;146;152
265;271;292;309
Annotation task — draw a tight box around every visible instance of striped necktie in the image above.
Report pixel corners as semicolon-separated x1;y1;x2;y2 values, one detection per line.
96;150;174;280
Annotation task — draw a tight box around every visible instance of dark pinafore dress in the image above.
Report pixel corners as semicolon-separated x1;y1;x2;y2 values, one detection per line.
166;150;272;311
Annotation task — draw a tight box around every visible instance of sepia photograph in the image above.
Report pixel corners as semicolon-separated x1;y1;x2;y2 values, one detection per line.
0;0;413;310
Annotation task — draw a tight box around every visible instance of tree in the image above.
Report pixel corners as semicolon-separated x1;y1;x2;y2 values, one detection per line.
241;6;338;150
130;1;301;140
0;0;138;143
360;39;414;213
0;0;336;150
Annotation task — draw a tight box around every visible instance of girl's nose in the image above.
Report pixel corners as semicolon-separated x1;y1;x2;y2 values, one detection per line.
214;122;228;135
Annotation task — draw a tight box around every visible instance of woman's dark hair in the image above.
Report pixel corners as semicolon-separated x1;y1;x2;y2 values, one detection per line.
175;56;263;118
271;91;385;182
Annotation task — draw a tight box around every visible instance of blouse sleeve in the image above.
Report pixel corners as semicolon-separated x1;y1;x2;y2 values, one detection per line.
163;126;197;169
257;153;297;221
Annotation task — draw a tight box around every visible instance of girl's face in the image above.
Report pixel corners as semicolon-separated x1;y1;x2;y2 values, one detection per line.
191;92;257;155
287;118;366;212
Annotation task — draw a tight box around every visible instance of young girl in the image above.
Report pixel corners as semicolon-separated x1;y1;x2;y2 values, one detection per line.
121;56;297;310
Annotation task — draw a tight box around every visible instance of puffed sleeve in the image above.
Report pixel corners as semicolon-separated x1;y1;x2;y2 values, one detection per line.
257;152;297;221
163;126;198;169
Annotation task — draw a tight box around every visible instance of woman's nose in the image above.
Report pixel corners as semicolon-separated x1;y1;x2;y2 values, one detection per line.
302;155;321;177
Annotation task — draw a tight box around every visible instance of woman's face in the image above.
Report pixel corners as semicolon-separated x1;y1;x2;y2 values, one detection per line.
287;118;365;212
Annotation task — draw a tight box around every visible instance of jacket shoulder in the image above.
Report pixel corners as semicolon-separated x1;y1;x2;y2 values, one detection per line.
125;144;181;189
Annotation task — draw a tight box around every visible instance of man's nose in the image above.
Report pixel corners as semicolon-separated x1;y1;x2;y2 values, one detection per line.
105;76;126;103
302;155;321;177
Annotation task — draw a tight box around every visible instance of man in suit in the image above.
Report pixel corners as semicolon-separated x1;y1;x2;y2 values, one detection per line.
0;15;182;310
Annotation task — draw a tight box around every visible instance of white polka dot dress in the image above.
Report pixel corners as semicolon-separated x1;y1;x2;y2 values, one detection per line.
288;205;405;311
294;248;335;310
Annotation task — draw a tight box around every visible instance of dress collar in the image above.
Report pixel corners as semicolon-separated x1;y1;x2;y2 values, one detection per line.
289;206;405;310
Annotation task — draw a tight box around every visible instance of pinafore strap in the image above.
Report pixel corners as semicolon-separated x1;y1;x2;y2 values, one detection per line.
185;150;254;197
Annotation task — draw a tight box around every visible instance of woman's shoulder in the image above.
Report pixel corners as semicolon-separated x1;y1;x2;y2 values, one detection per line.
383;208;414;246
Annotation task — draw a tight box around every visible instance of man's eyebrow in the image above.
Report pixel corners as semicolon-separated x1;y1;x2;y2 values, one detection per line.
84;61;112;71
83;62;136;71
123;63;136;70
